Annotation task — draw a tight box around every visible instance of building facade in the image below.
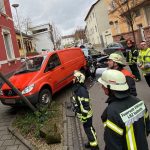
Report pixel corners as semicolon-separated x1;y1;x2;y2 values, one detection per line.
61;35;75;48
15;30;36;57
107;0;150;46
30;23;54;52
0;0;21;75
85;0;113;50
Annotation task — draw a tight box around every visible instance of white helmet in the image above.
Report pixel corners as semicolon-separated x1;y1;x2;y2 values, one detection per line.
108;53;126;65
74;70;85;83
98;69;129;91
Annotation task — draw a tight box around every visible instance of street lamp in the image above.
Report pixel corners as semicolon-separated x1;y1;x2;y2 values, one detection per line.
12;4;26;58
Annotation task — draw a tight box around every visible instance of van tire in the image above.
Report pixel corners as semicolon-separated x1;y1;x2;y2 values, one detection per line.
38;89;52;107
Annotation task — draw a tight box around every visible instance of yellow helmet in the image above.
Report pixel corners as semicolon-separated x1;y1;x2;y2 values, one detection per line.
108;53;126;65
74;70;85;83
98;69;128;91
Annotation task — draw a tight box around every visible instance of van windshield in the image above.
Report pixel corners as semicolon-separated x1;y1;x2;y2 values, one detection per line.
15;56;46;74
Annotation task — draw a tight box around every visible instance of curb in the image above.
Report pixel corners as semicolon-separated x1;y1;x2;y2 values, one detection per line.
8;126;37;150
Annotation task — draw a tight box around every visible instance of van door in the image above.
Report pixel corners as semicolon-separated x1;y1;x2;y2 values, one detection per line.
44;53;67;92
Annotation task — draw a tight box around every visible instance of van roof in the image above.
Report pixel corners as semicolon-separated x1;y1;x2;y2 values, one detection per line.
34;47;82;58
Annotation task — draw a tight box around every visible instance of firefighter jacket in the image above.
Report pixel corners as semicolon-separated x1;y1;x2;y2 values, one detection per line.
121;69;137;96
72;83;93;123
138;48;150;75
101;94;150;150
125;46;138;65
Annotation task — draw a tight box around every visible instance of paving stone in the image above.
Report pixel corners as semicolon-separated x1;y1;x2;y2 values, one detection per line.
18;145;29;150
15;140;23;145
0;140;4;146
2;139;16;146
1;134;13;140
0;126;7;131
6;145;19;150
0;146;7;150
0;130;9;136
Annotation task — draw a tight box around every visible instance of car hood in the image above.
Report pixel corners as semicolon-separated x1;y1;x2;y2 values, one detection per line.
2;72;38;90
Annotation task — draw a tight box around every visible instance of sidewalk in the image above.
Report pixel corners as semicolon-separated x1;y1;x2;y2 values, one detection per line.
0;103;29;150
62;86;85;150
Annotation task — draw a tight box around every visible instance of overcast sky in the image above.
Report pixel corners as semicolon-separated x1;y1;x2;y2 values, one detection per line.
9;0;96;35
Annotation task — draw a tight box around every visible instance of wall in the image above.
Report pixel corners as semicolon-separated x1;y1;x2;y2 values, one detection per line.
0;0;21;75
113;26;150;48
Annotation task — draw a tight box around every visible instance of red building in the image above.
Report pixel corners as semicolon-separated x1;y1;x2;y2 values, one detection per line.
0;0;20;75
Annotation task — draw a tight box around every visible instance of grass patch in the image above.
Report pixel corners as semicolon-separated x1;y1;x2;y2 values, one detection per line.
13;101;62;139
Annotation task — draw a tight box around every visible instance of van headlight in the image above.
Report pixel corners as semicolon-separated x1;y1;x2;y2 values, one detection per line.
22;84;35;94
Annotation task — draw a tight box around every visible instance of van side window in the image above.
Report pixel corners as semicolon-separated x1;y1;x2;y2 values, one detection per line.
45;53;61;72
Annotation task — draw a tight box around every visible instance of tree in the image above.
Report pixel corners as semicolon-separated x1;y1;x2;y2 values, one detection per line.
74;27;86;45
13;15;32;35
111;0;140;45
49;23;61;50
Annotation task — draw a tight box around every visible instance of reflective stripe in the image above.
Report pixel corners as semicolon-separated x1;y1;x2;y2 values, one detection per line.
126;124;137;150
78;97;90;102
106;120;123;136
90;127;98;146
104;122;106;127
144;111;149;119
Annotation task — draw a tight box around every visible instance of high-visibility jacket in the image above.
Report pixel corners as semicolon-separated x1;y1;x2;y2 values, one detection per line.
126;46;138;65
138;48;150;75
101;94;150;150
72;83;93;122
121;69;137;96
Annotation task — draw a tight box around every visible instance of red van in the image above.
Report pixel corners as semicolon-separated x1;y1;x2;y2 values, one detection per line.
0;48;86;106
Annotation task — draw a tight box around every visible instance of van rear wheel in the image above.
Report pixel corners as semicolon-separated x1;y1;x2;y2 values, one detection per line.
38;89;52;107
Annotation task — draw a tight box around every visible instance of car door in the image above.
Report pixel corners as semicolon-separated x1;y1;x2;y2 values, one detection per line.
44;53;67;92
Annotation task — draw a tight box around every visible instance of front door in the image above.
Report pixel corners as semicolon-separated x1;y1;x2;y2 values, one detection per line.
44;53;67;92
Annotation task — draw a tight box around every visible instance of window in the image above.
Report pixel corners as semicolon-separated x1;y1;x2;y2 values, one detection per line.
114;21;120;34
0;0;5;14
45;53;61;72
145;6;150;25
3;29;15;60
17;39;22;49
135;10;141;17
110;0;116;10
92;12;94;18
95;25;97;32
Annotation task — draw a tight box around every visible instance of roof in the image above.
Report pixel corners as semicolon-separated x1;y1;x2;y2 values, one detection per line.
15;29;33;38
84;0;100;21
29;23;51;29
62;35;75;39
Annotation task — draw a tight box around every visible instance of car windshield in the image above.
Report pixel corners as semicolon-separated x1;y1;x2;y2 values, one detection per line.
82;48;100;57
89;49;100;55
15;56;46;74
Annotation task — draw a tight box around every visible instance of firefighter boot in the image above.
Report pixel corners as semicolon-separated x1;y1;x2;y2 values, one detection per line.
84;142;99;150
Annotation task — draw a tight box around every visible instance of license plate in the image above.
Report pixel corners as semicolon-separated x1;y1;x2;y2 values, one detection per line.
4;99;16;104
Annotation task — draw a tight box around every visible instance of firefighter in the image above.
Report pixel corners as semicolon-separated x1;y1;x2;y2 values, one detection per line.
125;39;141;81
98;69;150;150
107;53;137;96
71;70;99;150
138;41;150;87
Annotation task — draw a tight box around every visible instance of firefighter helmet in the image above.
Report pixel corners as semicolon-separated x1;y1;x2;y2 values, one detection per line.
108;53;126;65
98;69;129;91
74;70;85;83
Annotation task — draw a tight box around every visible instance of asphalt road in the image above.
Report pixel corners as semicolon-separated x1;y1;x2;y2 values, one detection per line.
88;77;150;149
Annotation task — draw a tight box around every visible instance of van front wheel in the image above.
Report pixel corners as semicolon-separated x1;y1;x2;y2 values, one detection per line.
38;89;52;107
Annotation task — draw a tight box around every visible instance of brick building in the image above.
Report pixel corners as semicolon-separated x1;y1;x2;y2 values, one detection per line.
0;0;21;75
106;0;150;47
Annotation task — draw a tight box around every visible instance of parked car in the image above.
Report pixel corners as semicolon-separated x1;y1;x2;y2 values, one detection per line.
0;48;86;107
103;42;125;55
81;48;102;77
